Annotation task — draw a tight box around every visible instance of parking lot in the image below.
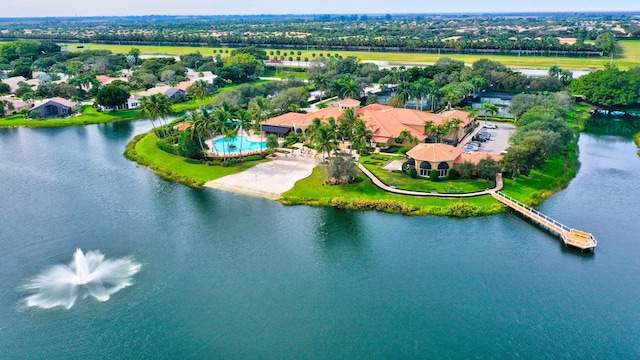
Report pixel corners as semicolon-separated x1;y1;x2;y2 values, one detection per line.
461;122;516;154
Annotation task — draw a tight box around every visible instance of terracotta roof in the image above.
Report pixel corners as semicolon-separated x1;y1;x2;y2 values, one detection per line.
264;105;474;143
263;107;343;127
338;98;361;107
173;122;192;131
406;143;462;162
175;81;194;91
458;152;504;165
135;86;173;97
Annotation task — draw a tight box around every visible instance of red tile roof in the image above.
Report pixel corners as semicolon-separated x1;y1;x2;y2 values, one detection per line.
406;143;462;162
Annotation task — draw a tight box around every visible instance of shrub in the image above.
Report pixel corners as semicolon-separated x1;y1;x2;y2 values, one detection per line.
409;167;418;179
429;169;439;182
156;140;177;155
448;202;481;217
245;154;262;161
448;168;458;180
398;146;413;154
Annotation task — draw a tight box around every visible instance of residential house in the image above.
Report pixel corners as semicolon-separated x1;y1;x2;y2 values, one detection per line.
2;76;39;93
29;97;77;118
1;96;31;115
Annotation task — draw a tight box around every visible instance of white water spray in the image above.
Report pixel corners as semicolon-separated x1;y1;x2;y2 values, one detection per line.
23;248;141;309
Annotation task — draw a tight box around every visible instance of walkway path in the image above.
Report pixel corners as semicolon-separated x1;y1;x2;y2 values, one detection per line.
357;163;503;198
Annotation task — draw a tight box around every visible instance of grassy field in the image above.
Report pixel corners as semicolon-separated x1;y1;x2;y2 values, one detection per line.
63;41;640;70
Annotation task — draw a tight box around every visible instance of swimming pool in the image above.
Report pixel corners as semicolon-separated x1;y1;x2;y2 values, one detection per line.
211;136;266;154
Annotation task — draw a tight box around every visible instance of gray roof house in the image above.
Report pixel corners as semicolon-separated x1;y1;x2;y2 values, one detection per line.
29;97;78;118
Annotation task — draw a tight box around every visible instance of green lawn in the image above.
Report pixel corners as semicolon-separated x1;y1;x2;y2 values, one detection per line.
0;106;141;128
129;132;267;186
63;41;640;70
282;166;502;216
262;69;309;80
360;155;493;193
500;156;569;205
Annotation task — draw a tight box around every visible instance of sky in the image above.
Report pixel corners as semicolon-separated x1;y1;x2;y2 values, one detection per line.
2;0;639;17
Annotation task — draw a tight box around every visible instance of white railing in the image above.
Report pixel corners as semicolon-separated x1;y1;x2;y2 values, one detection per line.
493;191;572;234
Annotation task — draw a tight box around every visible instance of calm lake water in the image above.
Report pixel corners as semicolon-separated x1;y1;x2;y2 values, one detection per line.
1;121;639;359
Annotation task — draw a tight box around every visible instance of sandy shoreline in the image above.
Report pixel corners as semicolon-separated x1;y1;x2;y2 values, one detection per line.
204;157;317;199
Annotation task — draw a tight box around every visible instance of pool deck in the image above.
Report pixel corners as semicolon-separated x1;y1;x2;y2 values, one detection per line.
205;130;266;157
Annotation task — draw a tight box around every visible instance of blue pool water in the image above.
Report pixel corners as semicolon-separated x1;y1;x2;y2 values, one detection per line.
212;136;266;153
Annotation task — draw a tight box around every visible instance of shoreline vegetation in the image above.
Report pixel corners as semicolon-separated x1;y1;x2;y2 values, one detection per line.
125;125;582;217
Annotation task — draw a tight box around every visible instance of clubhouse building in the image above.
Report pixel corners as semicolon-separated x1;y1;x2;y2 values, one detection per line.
261;99;477;148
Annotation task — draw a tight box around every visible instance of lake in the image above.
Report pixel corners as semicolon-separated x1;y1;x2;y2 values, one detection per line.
0;121;639;358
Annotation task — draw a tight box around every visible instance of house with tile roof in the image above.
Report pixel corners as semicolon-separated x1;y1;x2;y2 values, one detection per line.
261;100;477;147
406;143;503;178
1;96;31;116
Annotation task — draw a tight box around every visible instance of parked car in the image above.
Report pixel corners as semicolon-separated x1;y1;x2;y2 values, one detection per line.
483;123;498;129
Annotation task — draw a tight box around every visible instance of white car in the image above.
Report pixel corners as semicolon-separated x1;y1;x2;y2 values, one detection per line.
483;123;498;129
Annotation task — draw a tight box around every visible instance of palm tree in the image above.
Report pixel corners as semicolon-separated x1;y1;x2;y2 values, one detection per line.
481;103;500;121
187;111;208;157
223;127;238;163
398;129;418;146
423;120;434;141
350;119;374;154
338;108;358;149
235;108;252;156
266;134;279;155
395;81;411;108
412;78;432;111
548;65;561;78
249;97;268;153
313;75;329;97
213;107;231;160
447;118;464;143
139;93;173;138
310;123;336;161
187;80;210;109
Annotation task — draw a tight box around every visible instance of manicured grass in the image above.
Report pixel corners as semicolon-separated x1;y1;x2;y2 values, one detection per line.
282;166;503;216
360;155;492;193
501;155;572;205
262;70;309;80
634;131;640;156
63;41;640;70
126;132;267;187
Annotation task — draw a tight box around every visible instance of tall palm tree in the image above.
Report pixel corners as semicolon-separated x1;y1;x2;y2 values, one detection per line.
395;81;411;108
213;107;231;160
223;127;238;163
338;108;358;149
187;111;208;157
412;78;432;111
235;108;252;156
350;119;374;154
448;118;464;143
398;129;418;145
139;93;173;138
311;124;336;161
481;103;500;123
249;97;268;153
187;80;210;109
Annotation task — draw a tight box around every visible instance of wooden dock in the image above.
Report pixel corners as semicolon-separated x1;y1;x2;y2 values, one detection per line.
491;191;597;251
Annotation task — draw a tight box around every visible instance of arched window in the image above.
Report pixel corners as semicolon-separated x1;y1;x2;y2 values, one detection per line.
407;158;415;166
420;161;431;177
438;162;450;177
